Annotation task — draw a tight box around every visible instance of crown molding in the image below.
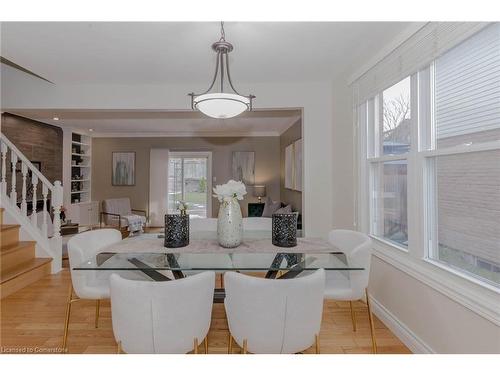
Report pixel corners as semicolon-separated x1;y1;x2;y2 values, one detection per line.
91;130;281;138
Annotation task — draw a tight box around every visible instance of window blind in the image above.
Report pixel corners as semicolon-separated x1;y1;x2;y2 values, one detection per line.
352;22;490;105
435;23;500;139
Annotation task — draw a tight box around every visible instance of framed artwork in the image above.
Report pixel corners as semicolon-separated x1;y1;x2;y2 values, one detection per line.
112;152;135;186
284;139;303;191
232;151;255;186
284;144;294;189
294;139;303;191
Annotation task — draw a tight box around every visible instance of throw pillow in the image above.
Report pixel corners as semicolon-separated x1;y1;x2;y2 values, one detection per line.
274;204;292;214
262;197;281;217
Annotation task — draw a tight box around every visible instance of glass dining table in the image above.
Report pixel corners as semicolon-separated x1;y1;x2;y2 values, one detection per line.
74;231;363;302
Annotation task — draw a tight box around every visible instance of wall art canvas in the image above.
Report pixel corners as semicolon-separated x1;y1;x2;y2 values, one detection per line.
232;151;255;186
294;139;303;191
284;144;294;189
112;152;135;186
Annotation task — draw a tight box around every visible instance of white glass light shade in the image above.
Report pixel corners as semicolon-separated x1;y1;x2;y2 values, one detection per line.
193;93;250;119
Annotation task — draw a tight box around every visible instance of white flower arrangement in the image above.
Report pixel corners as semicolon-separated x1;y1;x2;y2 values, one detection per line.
213;180;247;203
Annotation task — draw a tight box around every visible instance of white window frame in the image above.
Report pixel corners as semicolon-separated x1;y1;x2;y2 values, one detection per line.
168;151;213;218
357;67;500;326
365;75;416;252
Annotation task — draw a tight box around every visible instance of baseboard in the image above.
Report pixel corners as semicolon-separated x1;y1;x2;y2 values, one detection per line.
369;295;435;354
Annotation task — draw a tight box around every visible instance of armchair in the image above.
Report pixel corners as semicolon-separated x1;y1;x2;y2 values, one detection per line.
100;198;148;232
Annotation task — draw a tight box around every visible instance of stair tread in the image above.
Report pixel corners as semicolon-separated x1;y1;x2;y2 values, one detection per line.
1;258;52;283
1;241;36;253
0;224;21;232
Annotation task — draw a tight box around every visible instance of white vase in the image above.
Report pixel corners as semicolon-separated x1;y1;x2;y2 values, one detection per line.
217;198;243;248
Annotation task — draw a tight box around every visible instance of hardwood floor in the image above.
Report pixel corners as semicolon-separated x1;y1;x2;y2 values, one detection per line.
0;269;411;354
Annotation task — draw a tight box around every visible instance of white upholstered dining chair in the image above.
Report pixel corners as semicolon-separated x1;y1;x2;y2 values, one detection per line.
110;271;215;354
64;229;124;349
224;269;325;354
324;229;377;353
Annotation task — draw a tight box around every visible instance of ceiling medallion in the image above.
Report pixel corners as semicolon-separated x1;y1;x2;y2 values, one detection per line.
188;22;255;119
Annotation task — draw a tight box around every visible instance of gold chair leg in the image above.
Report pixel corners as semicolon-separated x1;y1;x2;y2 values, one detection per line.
315;334;320;354
365;288;377;354
242;339;248;354
349;300;357;332
193;338;199;354
95;300;100;328
117;341;122;354
204;337;209;354
62;283;74;350
228;333;233;354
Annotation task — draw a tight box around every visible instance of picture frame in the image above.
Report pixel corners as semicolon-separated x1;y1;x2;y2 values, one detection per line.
112;152;136;186
284;139;303;191
232;151;255;186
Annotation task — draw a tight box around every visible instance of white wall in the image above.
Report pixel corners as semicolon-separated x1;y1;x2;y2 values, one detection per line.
1;64;334;238
331;79;356;230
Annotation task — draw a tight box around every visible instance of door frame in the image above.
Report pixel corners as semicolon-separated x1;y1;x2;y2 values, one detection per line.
168;151;213;218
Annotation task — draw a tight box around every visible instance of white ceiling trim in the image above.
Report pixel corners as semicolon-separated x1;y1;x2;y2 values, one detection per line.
90;130;282;138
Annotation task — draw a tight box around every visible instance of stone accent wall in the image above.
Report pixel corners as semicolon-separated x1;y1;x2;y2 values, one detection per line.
1;113;63;200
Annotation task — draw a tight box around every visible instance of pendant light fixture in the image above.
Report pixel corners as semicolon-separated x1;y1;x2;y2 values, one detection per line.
188;22;255;119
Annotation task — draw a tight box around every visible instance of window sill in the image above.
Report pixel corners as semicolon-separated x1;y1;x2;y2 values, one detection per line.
423;258;500;294
370;235;409;253
371;240;500;326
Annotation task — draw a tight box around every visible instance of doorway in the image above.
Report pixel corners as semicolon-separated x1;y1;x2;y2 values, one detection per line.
168;151;212;218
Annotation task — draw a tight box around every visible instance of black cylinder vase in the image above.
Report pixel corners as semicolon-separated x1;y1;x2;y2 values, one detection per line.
164;214;189;248
272;213;297;247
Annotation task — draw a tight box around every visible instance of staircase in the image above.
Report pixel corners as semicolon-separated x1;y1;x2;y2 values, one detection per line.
1;208;52;298
0;133;63;298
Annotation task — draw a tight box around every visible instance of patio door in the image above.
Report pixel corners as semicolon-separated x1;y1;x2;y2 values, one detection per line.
168;152;212;218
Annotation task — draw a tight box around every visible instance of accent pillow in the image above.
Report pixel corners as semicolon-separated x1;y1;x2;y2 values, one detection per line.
274;204;292;214
261;197;281;217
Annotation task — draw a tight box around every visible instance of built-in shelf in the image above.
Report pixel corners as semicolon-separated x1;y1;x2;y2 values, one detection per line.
71;153;90;157
71;190;89;194
69;132;92;209
72;140;90;147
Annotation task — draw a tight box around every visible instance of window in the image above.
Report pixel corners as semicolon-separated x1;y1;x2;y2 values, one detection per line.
361;23;500;287
382;77;411;155
427;151;500;285
168;152;212;218
425;23;500;286
367;77;412;248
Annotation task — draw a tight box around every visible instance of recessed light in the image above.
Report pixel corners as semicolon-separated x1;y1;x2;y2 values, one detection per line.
53;117;59;121
88;128;94;132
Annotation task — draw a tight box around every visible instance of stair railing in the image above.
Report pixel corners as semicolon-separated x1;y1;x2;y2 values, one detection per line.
0;133;63;270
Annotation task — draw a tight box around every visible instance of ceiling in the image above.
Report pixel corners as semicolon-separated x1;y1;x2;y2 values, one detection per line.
7;109;302;137
0;22;417;85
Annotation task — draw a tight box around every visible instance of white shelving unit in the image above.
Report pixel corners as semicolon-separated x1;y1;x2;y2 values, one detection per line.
63;130;99;226
70;133;92;205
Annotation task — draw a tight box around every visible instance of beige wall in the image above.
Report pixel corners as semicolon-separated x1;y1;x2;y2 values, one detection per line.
91;136;281;219
280;119;303;214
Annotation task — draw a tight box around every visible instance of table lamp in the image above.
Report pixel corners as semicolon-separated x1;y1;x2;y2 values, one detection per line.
253;185;267;203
